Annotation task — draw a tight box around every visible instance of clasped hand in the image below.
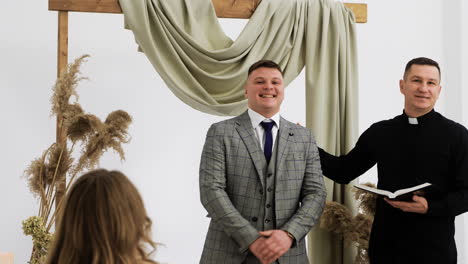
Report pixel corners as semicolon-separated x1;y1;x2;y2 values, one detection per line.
249;230;293;264
385;195;428;214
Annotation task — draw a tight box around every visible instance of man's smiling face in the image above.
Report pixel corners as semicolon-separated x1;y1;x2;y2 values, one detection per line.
400;64;441;117
244;67;284;118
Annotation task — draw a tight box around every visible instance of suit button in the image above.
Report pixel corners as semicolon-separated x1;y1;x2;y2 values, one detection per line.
265;219;271;223
266;204;271;208
267;187;273;192
259;189;264;195
267;173;273;178
252;217;258;222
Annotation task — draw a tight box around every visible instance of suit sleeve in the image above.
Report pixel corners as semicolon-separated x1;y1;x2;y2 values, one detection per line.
281;132;327;245
199;124;260;253
318;126;377;184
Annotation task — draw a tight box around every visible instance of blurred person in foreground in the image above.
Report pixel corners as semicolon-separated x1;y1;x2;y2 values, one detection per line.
45;169;158;264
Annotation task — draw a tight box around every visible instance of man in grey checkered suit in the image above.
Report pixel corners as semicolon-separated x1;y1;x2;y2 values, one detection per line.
199;60;327;264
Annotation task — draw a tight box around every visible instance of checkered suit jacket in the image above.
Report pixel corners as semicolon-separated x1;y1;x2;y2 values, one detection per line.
199;111;326;263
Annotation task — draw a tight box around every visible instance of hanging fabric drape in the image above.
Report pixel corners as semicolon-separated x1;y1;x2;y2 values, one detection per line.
119;0;356;117
303;1;359;263
119;0;358;262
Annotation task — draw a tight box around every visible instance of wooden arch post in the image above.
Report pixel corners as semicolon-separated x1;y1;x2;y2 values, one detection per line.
56;10;68;206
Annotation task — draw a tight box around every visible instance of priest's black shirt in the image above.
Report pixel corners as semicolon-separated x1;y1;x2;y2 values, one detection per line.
319;110;468;264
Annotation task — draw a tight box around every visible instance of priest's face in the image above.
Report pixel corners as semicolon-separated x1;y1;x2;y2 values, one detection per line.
399;64;441;117
244;67;285;118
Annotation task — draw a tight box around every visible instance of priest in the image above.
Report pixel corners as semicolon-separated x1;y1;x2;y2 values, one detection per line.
319;57;468;264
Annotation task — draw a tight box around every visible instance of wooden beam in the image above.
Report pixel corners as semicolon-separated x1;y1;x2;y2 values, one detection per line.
344;3;367;23
49;0;367;23
212;0;260;19
49;0;122;14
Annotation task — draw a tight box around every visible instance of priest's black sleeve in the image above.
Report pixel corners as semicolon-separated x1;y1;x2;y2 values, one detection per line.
318;125;378;184
427;124;468;217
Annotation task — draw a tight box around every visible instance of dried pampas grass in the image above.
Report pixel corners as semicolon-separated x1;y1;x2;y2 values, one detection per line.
25;157;47;199
350;214;373;248
320;201;353;235
51;55;89;117
23;54;132;264
354;182;377;216
105;110;132;132
46;144;73;184
62;103;84;128
320;182;377;264
72;110;132;175
67;114;102;143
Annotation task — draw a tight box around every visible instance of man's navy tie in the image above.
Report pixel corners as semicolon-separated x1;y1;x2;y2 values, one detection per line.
260;121;275;164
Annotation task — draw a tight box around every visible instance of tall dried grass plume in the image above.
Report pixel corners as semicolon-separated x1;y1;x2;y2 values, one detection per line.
50;55;88;117
23;55;133;264
25;157;47;199
67;114;101;143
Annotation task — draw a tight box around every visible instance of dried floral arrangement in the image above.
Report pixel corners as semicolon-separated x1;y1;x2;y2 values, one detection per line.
320;183;378;264
22;55;133;264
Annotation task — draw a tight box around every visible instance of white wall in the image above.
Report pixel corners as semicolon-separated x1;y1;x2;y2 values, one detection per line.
460;1;468;263
1;0;466;263
443;1;465;261
462;0;468;142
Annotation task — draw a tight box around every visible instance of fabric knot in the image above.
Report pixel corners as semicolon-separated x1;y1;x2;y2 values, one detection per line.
260;121;275;132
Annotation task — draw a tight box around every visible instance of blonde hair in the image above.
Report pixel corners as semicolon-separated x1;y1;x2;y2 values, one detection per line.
45;169;158;264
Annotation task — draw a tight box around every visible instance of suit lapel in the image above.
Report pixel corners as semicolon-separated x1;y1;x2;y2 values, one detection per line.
276;117;292;177
235;111;267;188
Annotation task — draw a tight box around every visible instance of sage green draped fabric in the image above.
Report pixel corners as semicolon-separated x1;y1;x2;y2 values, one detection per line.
118;0;358;262
304;2;359;263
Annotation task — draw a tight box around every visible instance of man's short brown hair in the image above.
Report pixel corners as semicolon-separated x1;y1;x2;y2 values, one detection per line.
404;57;441;80
248;60;283;76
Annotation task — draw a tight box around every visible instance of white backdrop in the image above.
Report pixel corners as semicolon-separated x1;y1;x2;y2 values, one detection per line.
1;0;467;263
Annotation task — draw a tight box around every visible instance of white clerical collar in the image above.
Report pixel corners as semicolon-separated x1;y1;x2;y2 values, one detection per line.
247;108;280;129
408;117;418;125
403;109;437;125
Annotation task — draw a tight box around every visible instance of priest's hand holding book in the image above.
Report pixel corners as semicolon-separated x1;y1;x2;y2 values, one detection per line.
354;182;431;214
384;194;428;214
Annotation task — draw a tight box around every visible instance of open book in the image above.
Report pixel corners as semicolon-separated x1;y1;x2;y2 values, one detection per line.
354;182;432;201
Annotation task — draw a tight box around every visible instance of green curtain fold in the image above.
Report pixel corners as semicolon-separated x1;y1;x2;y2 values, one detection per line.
305;2;359;263
118;0;358;262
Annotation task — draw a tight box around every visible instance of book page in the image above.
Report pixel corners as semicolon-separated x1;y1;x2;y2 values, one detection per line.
393;182;432;196
354;184;393;197
354;182;432;199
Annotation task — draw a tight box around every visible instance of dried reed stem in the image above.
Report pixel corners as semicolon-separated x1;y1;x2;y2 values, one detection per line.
43;146;65;223
37;144;55;217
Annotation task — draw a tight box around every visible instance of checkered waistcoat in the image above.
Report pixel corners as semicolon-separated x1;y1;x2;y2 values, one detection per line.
199;111;326;264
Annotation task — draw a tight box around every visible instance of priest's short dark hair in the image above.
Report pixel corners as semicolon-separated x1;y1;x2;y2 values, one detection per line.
404;57;441;80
